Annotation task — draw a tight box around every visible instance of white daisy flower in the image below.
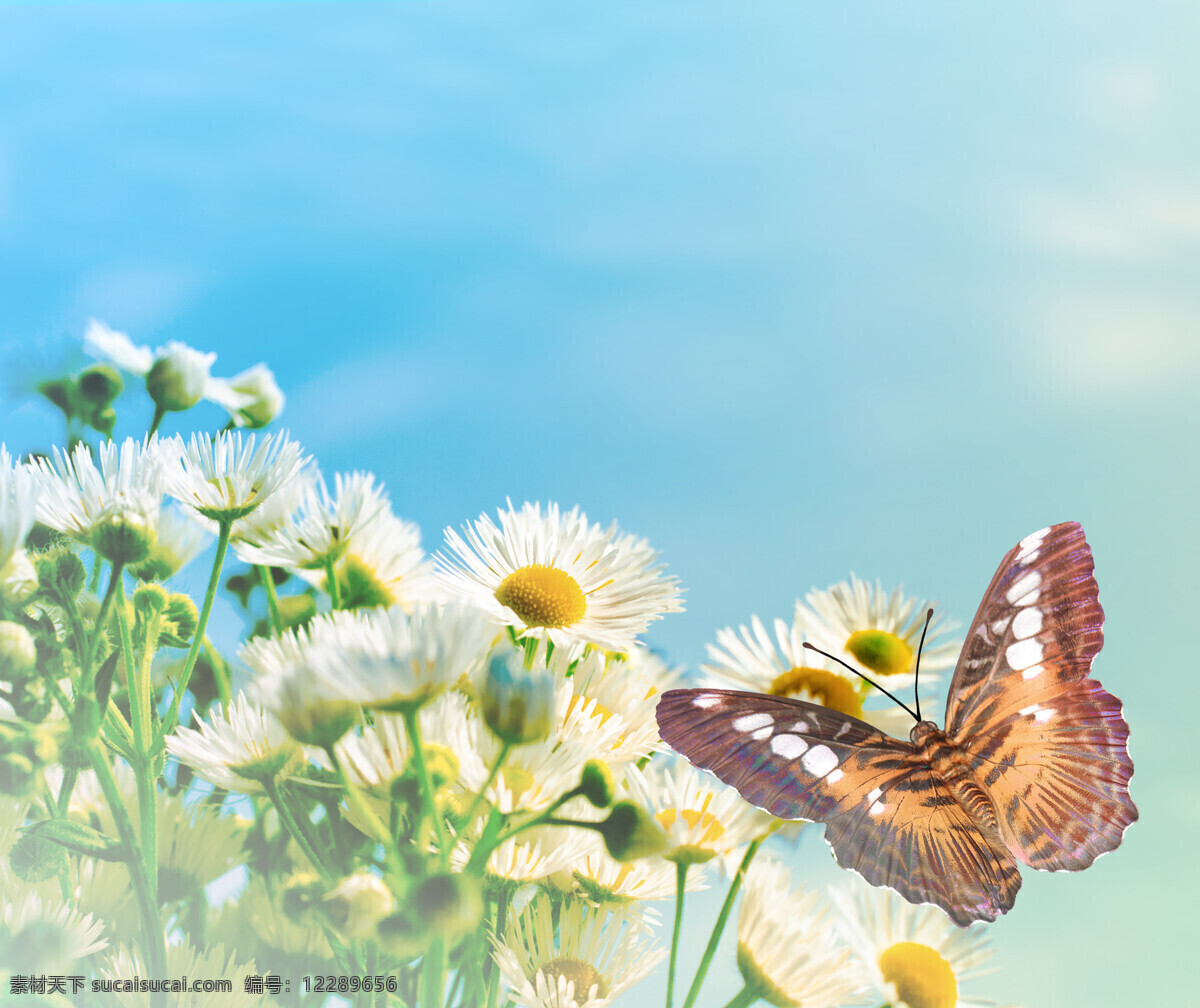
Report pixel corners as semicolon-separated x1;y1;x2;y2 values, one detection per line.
167;429;308;525
450;825;590;887
0;889;107;968
493;895;665;1008
735;858;867;1008
794;575;959;679
100;939;258;1008
84;318;250;416
704;613;932;738
165;691;308;793
558;843;709;907
130;503;213;582
27;436;179;563
218;362;286;428
436;501;683;653
237;471;439;610
0;447;39;603
628;759;772;865
830;882;1004;1008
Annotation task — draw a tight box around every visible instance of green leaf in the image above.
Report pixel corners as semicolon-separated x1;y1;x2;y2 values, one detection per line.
22;818;129;863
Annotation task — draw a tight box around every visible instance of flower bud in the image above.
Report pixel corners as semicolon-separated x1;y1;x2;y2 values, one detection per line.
596;800;670;862
145;343;213;412
77;364;123;406
91;504;156;565
35;548;85;600
323;872;395;939
479;649;554;747
10;677;53;723
0;550;38;605
0;621;38;683
410;872;483;944
579;760;615;808
227;363;285;428
161;594;199;647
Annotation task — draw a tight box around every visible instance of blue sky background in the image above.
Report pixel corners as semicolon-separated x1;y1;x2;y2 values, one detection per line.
2;4;1196;1006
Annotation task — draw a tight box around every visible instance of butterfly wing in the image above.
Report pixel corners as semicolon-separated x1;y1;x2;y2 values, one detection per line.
946;522;1137;870
656;688;1020;925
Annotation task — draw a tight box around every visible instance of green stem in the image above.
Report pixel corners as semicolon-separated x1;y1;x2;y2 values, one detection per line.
87;739;166;1001
422;938;445;1008
323;743;390;845
666;860;689;1008
324;555;341;610
262;776;333;882
258;564;283;634
402;707;450;865
147;402;166;437
160;519;231;741
81;561;124;693
465;808;506;876
718;986;758;1008
681;834;766;1008
459;740;511;834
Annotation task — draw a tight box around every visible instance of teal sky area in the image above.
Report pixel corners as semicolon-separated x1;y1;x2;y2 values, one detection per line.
1;4;1196;1005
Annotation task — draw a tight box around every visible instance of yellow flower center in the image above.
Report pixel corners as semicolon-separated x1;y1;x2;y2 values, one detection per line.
877;941;957;1008
539;958;608;1000
498;766;536;804
846;629;913;676
769;666;864;717
655;807;726;845
494;565;587;629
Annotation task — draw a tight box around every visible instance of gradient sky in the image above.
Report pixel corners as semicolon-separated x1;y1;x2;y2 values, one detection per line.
2;4;1196;1006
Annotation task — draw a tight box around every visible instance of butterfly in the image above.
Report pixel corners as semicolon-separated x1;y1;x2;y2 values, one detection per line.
655;522;1136;926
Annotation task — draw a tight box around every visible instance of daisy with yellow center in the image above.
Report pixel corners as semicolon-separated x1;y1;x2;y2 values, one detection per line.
703;613;925;738
793;575;959;681
436;500;683;653
732;858;867;1008
830;883;1005;1008
629;760;771;866
493;895;665;1008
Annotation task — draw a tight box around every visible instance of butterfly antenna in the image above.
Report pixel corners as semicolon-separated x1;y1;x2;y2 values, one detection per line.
801;642;921;722
913;608;935;722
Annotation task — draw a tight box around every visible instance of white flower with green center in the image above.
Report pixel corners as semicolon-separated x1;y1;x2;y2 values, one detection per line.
436;500;683;653
27;436;178;561
704;613;932;738
167;429;308;525
84;318;251;416
218;361;286;428
0;447;39;602
325;501;439;610
558;843;709;906
165;691;308;794
0;889;107;968
493;895;665;1008
793;575;959;680
628;759;772;866
830;883;1005;1008
101;939;258;1008
735;859;867;1008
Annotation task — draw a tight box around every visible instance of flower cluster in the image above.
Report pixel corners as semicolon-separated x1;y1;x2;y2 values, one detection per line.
0;322;1024;1008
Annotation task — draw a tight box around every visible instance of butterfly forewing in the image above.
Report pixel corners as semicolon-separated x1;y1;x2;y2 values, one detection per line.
946;522;1136;870
656;689;1021;926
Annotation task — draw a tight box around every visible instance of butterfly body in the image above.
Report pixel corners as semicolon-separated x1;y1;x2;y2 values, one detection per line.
656;522;1136;926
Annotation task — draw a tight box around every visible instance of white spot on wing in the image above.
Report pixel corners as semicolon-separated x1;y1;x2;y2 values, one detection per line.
732;713;773;733
770;734;807;759
1012;606;1043;639
1006;638;1044;670
869;800;887;816
1021;664;1044;680
800;744;838;777
1034;707;1055;723
789;720;810;733
834;721;852;739
692;695;720;709
826;768;843;784
750;725;773;741
1017;529;1047;558
1018;703;1040;717
1006;570;1042;605
866;786;883;802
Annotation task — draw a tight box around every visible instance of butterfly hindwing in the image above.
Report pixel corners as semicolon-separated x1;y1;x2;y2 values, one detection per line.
946;522;1136;870
656;689;1021;925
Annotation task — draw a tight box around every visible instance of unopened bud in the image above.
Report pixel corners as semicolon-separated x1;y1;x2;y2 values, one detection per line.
145;343;213;412
91;504;156;565
596;800;669;862
410;872;483;944
0;550;38;605
77;364;123;406
323;872;395;939
227;363;285;428
579;760;614;808
0;621;38;683
480;649;554;746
